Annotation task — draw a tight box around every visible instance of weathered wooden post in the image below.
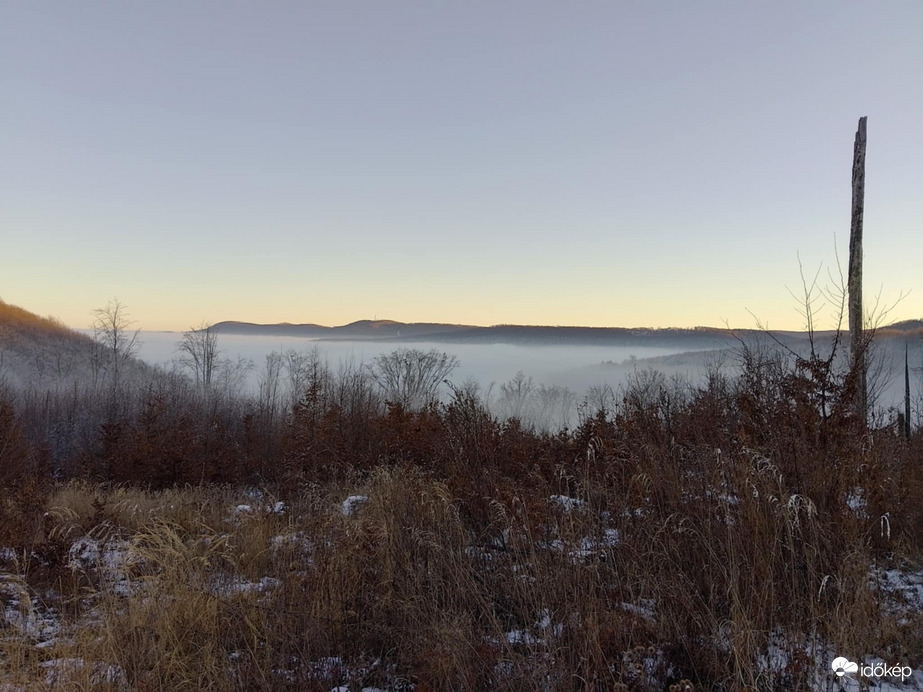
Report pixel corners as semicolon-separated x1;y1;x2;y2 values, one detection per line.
848;116;868;425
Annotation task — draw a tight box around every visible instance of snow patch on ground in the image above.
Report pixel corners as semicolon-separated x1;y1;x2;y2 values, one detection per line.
231;499;287;519
490;609;566;649
751;629;923;691
846;488;868;518
621;599;657;621
0;575;61;644
541;528;620;562
271;531;314;559
212;576;281;598
66;537;139;596
342;495;369;516
548;495;586;511
40;658;126;688
873;565;923;622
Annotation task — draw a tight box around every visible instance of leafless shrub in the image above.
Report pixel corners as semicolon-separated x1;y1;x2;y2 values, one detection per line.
369;348;459;410
496;370;535;422
177;321;220;394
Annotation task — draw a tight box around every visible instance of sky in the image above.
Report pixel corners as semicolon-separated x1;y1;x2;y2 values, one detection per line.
2;1;921;332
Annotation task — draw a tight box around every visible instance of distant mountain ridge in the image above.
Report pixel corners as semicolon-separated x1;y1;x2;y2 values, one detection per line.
208;319;776;348
212;319;468;340
212;317;923;347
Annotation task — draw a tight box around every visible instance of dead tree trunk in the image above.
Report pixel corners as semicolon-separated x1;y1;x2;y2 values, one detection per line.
848;116;868;426
905;342;912;440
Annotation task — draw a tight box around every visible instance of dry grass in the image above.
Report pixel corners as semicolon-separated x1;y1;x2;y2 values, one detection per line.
1;455;919;690
1;346;922;690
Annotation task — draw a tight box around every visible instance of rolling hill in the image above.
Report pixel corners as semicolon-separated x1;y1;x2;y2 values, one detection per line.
0;298;150;389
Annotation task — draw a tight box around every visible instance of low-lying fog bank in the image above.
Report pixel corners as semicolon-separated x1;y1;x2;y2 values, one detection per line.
130;332;918;430
138;332;696;388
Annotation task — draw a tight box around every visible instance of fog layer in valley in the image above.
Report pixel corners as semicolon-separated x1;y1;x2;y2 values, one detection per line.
131;332;720;428
138;332;695;388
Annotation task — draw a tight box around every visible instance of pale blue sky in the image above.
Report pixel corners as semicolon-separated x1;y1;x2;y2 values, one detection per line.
2;1;921;330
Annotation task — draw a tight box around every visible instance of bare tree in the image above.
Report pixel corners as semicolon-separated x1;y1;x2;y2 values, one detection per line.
497;371;534;422
915;344;923;431
178;322;220;393
622;368;668;415
258;350;284;428
284;346;328;410
533;383;576;431
747;253;903;425
369;348;459;409
579;383;617;422
904;342;911;439
91;298;140;395
214;356;253;402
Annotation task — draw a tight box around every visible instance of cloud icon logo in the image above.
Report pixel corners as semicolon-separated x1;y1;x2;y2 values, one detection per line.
831;657;858;677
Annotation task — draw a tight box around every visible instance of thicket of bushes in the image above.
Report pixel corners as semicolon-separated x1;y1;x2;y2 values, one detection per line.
1;338;921;689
